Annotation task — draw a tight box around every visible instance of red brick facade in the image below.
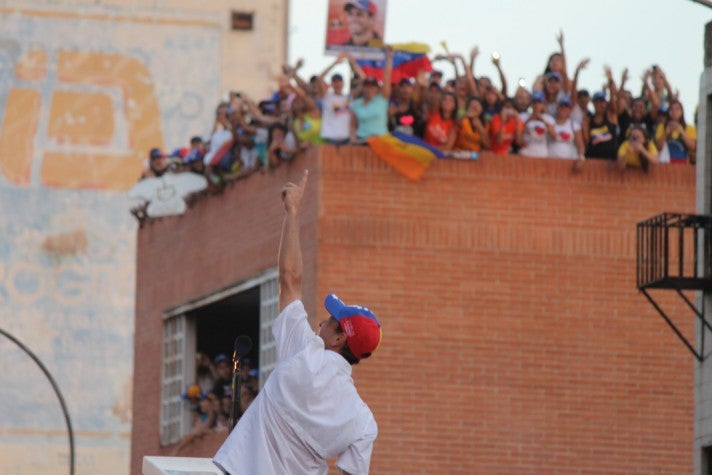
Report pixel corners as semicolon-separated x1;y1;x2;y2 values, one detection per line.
132;146;696;474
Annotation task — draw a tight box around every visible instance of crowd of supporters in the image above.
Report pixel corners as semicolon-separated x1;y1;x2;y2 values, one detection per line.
139;32;697;196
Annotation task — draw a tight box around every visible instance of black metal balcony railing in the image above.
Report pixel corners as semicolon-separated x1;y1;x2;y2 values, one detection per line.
636;213;712;361
637;213;712;290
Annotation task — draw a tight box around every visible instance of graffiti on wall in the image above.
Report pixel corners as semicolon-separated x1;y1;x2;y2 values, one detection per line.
0;7;220;474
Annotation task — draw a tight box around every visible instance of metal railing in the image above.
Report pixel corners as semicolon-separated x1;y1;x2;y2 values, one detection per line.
636;213;712;361
637;213;712;291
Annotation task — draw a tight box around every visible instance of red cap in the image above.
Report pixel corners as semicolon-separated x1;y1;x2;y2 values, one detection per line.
325;294;381;360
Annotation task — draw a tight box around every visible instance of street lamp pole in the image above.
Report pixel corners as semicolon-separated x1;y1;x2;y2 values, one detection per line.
690;0;712;9
0;327;75;475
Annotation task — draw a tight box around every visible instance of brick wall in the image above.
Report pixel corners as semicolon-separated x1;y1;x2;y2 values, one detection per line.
133;146;696;474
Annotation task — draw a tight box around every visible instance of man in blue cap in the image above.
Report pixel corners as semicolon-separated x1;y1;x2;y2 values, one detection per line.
214;170;382;475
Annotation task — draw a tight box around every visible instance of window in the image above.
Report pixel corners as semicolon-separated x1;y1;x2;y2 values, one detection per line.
704;444;712;475
159;269;278;445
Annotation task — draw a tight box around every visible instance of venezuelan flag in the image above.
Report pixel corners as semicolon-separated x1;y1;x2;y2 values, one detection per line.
366;131;444;181
356;42;432;84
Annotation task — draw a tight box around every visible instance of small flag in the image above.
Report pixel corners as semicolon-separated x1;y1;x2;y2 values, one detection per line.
366;131;444;181
356;42;432;84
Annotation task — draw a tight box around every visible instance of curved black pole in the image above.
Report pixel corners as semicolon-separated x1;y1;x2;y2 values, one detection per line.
0;327;75;475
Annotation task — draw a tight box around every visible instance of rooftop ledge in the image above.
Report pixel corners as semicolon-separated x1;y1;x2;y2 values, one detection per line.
132;144;696;228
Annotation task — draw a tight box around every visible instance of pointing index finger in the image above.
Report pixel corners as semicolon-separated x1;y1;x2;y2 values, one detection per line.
299;169;309;189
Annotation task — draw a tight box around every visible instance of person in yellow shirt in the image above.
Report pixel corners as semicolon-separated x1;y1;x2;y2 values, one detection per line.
617;125;658;172
654;99;696;164
289;83;325;147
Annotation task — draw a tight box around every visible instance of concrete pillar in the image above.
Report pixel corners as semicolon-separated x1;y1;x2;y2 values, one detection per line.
694;19;712;475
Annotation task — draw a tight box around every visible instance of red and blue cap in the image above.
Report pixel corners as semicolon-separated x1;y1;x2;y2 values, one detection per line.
325;293;381;360
344;0;377;15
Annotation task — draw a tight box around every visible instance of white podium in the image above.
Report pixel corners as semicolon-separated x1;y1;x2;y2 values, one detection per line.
142;456;224;475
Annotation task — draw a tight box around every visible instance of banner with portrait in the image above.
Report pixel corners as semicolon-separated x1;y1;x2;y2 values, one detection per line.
324;0;387;59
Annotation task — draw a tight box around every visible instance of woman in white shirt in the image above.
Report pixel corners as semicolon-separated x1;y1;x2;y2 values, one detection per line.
519;91;556;158
548;96;585;160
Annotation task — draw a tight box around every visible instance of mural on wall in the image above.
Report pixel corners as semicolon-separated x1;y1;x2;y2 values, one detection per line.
0;6;219;474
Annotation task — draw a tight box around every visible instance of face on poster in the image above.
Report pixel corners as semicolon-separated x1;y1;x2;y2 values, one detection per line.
324;0;387;59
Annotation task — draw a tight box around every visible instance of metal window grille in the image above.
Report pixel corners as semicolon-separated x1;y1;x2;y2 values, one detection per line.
160;314;186;446
259;276;279;389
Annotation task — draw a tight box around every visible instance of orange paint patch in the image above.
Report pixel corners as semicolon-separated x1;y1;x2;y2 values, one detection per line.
14;49;48;81
42;229;89;255
48;91;114;146
0;88;41;185
38;50;163;190
41;151;143;191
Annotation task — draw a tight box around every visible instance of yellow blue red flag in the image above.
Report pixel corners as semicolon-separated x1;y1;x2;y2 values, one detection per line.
366;131;444;181
356;42;432;84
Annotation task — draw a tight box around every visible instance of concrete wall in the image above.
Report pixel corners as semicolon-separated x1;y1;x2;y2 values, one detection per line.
0;1;286;473
134;147;696;474
695;21;712;475
0;0;289;100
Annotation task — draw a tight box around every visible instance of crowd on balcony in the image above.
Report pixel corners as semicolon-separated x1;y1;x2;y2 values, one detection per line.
139;31;697;195
171;352;259;455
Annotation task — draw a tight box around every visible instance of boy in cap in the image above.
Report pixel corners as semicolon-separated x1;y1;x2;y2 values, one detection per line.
585;67;619;160
214;170;382;475
321;71;352;144
140;147;169;179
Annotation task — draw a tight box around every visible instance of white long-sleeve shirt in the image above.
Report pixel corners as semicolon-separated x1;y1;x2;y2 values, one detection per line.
214;300;377;475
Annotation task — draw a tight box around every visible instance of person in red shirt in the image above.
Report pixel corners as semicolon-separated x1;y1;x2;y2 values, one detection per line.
489;98;523;155
423;92;458;152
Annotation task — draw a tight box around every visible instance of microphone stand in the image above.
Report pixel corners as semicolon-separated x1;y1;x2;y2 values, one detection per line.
228;335;252;432
228;353;242;431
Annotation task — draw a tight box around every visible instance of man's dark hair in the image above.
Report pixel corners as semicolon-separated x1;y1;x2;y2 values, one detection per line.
267;123;288;145
332;317;363;365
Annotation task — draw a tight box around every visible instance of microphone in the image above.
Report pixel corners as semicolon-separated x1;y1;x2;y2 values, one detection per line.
234;335;253;360
229;335;253;431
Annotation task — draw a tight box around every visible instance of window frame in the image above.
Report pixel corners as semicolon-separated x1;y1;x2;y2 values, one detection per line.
159;268;278;445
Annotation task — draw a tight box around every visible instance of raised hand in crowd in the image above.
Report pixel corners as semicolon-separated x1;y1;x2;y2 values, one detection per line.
490;51;508;98
318;52;347;86
287;78;323;149
555;28;571;93
570;57;590;104
467;46;481;97
652;65;674;103
383;45;394;98
619;68;629;92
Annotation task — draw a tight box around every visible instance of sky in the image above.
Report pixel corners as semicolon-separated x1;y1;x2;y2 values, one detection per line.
288;0;710;122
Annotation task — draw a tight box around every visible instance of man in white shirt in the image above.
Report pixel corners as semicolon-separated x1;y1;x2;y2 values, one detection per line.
214;170;382;475
320;73;352;145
